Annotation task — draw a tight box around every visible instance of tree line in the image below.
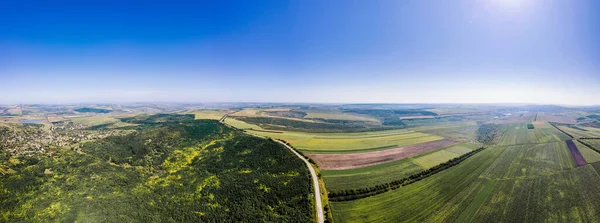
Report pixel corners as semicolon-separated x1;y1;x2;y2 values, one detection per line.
328;147;486;201
549;122;574;138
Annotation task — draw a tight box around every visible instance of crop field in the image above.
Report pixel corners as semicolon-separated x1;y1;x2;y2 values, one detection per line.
416;123;478;143
581;139;600;152
331;146;506;222
537;113;577;124
496;122;571;146
248;128;443;153
321;143;477;191
69;115;123;126
303;111;381;123
223;118;263;130
187;110;227;120
413;143;476;169
576;140;600;163
567;140;587;166
322;158;424;191
473;165;600;222
556;125;600;138
307;139;457;169
480;142;574;179
330;119;600;223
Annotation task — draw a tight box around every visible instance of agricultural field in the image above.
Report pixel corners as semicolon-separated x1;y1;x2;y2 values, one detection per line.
416;123;478;143
581;139;600;151
496;122;571;146
307;139;457;169
223;117;263;130
186;110;228;120
303;110;380;123
248;128;444;153
331;146;506;222
555;124;600;138
576;140;600;163
320;143;476;191
321;158;424;191
329;113;600;222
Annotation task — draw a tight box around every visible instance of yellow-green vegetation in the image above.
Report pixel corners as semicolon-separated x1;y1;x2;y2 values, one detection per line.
416;123;478;143
497;122;571;146
224;118;263;130
331;146;506;222
321;143;476;191
322;158;424;191
557;125;600;138
248;128;443;153
575;140;600;163
69;115;136;129
330;120;600;223
0;114;314;222
413;144;475;169
480;142;574;179
304;111;380;123
187;110;227;120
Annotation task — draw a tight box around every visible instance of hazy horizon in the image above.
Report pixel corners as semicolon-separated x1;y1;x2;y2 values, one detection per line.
2;0;599;105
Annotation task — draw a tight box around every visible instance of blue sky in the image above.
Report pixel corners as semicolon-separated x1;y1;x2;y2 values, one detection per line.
1;0;599;105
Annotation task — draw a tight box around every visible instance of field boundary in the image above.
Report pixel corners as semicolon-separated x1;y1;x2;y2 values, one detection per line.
328;147;486;201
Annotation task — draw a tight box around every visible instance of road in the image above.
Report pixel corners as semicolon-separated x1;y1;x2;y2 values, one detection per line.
274;140;325;223
219;117;324;223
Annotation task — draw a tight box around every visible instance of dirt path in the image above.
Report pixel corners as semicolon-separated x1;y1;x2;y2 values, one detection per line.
275;140;324;223
220;118;324;223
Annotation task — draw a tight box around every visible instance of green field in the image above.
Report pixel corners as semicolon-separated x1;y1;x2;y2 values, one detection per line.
480;142;574;179
497;122;571;146
558;125;600;138
413;144;475;169
322;158;424;191
187;110;226;120
224;118;263;130
247;128;443;153
303;111;381;123
416;123;478;143
322;143;476;191
576;140;600;163
330;120;600;223
331;146;506;222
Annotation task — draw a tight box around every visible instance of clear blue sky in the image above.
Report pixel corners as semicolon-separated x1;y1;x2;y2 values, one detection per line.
1;0;599;105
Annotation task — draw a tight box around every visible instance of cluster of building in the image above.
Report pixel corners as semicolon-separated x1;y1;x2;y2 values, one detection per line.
0;121;123;156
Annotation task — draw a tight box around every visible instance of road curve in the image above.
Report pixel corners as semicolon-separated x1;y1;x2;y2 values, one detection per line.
274;140;324;223
219;117;324;223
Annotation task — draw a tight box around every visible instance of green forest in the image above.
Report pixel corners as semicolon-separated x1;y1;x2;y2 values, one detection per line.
0;115;314;222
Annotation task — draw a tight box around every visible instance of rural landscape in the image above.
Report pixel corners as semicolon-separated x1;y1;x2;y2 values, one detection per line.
2;103;600;222
3;0;599;222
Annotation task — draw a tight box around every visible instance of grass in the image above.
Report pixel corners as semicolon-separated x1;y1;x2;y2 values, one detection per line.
223;118;263;130
322;158;424;191
187;110;226;120
330;121;600;223
320;143;475;191
480;142;574;179
496;122;571;146
415;123;478;143
413;144;475;169
472;165;600;222
576;140;600;163
303;111;380;123
557;125;600;138
247;128;443;153
330;146;506;222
